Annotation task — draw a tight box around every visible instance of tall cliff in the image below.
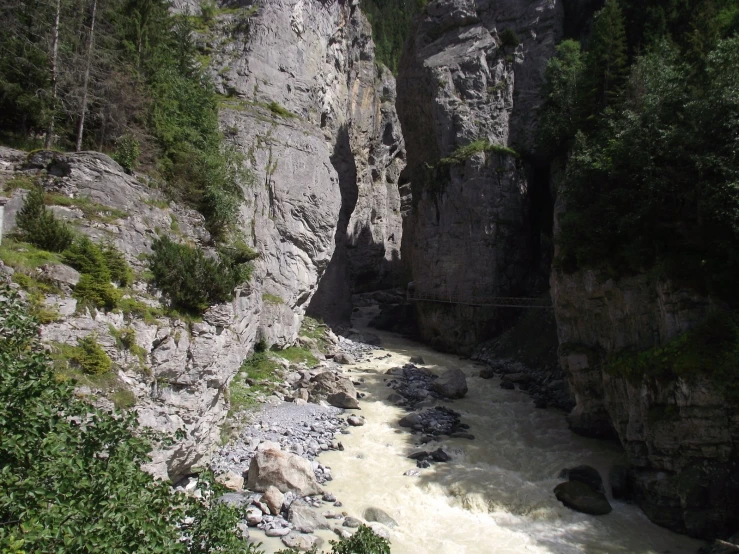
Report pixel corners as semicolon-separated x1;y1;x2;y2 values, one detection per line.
551;227;739;538
0;0;405;481
396;0;561;352
204;0;406;327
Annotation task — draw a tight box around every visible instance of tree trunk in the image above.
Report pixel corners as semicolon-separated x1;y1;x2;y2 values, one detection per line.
75;0;97;152
44;0;61;149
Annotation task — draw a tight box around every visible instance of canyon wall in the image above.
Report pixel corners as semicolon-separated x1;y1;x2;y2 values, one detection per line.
396;0;561;352
0;0;405;481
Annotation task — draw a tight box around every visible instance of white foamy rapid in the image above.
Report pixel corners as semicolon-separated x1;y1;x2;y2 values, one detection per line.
254;309;702;554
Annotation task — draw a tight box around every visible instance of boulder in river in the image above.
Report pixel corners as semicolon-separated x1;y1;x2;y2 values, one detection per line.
281;532;324;551
246;447;322;496
343;516;362;528
479;368;495;379
410;356;425;364
562;465;605;493
363;507;398;528
398;413;422;428
554;481;612;515
432;368;468;399
328;392;360;409
309;372;358;407
334;352;355;365
288;503;331;532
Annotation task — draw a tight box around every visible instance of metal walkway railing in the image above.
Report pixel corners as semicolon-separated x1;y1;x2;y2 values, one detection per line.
406;291;552;309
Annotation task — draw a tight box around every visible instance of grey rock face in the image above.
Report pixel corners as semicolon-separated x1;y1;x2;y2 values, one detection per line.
397;0;563;352
551;221;739;536
201;0;406;327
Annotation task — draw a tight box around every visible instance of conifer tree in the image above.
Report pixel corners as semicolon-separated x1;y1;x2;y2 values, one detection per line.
583;0;628;114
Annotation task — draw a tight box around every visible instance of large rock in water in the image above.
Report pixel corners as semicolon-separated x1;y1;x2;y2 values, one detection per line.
363;507;398;528
562;465;604;493
554;481;612;516
288;504;331;533
246;448;322;496
432;369;468;399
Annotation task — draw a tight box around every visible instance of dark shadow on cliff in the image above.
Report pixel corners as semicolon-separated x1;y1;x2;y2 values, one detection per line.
307;124;358;327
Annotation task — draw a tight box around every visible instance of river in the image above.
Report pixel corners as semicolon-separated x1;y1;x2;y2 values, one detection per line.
254;308;702;554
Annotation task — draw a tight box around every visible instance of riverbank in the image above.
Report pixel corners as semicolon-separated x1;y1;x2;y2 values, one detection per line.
214;306;703;553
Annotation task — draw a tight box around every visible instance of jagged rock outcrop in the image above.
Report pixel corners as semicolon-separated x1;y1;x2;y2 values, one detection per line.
204;0;406;327
551;234;739;537
396;0;562;352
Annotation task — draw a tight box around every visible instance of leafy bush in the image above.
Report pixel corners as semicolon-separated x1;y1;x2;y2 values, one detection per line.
0;286;260;553
73;334;113;375
499;28;520;48
15;187;74;252
149;236;252;313
112;134;141;173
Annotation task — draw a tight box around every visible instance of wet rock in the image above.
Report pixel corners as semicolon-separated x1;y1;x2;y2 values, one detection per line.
288;503;331;533
450;432;475;440
430;448;451;462
367;522;392;540
563;465;604;493
263;485;285;515
500;381;515;390
343;516;362;528
404;469;421;477
554;481;612;516
408;451;428;460
363;507;398;528
409;356;425;364
328;392;360;409
334;352;355;365
432;368;468;399
246;448;322;496
399;413;422;428
347;415;365;427
479;368;495;379
281;532;323;551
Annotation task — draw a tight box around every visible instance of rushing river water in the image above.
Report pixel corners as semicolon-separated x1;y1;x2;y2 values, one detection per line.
253;309;702;554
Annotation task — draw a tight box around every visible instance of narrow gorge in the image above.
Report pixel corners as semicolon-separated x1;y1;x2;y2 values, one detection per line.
0;0;737;553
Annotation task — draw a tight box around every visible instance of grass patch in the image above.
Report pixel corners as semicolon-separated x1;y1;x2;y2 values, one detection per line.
50;335;112;376
438;140;519;166
110;388;137;410
262;293;283;305
0;238;64;272
117;297;165;325
44;193;128;224
605;312;739;403
299;316;331;353
3;174;36;194
254;101;297;119
273;346;317;366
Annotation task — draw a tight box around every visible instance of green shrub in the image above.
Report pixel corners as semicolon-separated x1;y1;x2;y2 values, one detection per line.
149;236;251;313
438;140;519;167
15;187;74;252
73;334;113;375
112;134;141;173
499;28;520;48
277;525;390;554
0;286;261;553
266;101;296;119
63;236;130;310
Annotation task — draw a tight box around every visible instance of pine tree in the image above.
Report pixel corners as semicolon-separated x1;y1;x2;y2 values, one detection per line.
583;0;628;114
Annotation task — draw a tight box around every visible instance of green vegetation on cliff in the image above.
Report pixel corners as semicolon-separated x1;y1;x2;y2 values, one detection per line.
0;0;246;236
543;0;739;304
361;0;427;72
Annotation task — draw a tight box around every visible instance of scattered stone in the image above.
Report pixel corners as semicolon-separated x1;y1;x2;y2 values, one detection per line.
322;492;336;503
432;368;468;399
265;526;291;537
246;448;322;496
245;507;263;526
554;481;612;516
217;492;251;508
334;527;353;539
263;485;285;515
404;469;421;477
363;507;398;528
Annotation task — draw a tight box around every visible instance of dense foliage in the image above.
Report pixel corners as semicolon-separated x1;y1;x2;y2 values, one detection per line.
361;0;427;72
276;525;391;554
149;236;253;314
542;0;739;303
0;0;246;236
0;286;258;553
